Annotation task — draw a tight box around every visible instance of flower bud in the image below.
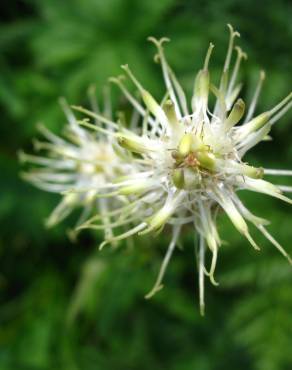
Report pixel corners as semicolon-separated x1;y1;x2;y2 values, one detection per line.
241;164;264;179
195;70;209;98
146;204;174;232
172;168;185;189
178;134;193;156
238;112;270;140
221;196;248;235
193;70;210;108
117;134;149;154
141;90;168;126
118;181;150;195
197;151;216;171
225;99;245;130
163;99;179;126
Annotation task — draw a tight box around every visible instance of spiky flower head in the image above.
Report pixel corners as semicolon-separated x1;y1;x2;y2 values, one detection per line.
76;25;292;314
20;91;130;240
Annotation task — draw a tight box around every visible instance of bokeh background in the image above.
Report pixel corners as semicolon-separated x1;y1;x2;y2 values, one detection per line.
1;1;292;369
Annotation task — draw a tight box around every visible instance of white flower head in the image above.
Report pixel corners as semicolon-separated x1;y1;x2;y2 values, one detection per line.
20;87;131;240
78;25;292;314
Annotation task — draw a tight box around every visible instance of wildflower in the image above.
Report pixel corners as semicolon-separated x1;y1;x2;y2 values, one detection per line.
78;25;292;314
19;88;131;240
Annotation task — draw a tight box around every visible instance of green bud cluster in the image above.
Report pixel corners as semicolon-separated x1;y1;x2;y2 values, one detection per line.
171;133;217;190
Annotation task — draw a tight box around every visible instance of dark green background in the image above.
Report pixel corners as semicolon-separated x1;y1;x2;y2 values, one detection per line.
1;1;292;369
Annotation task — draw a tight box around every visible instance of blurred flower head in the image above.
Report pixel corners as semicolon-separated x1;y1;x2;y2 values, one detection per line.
19;89;131;240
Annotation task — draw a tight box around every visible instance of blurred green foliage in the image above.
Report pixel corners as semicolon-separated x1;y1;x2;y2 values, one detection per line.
1;0;292;369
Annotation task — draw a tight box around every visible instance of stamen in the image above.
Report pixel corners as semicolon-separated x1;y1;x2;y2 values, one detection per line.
148;37;182;119
87;84;101;124
226;83;243;110
117;133;157;154
242;178;292;206
76;119;118;137
59;97;76;126
264;169;292;176
72;106;119;130
77;215;136;231
223;24;240;73
121;64;145;92
140;192;183;235
257;225;292;264
168;67;190;117
203;43;214;71
199;236;205;316
83;201;139;225
213;24;240;117
208;246;219;286
270;100;292;125
142;110;150;136
46;197;75;228
118;179;154;196
59;98;86;139
109;76;147;118
227;46;247;98
162;99;179;126
37;123;66;145
145;226;180;299
224;98;245;130
278;186;292;192
269;91;292;116
245;70;265;123
102;85;112;119
18;151;73;169
21;178;70;193
99;222;147;250
245;231;260;251
237;123;271;157
121;65;169;128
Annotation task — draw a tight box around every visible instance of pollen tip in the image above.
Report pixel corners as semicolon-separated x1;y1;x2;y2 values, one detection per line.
87;84;96;95
260;70;266;80
235;46;248;60
246;232;261;251
148;36;170;49
144;284;163;299
227;23;240;38
108;76;118;84
200;305;205;317
58;96;66;105
71;105;81;111
161;37;170;43
109;75;126;84
210;275;219;286
153;53;160;63
99;240;109;251
147;36;157;43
